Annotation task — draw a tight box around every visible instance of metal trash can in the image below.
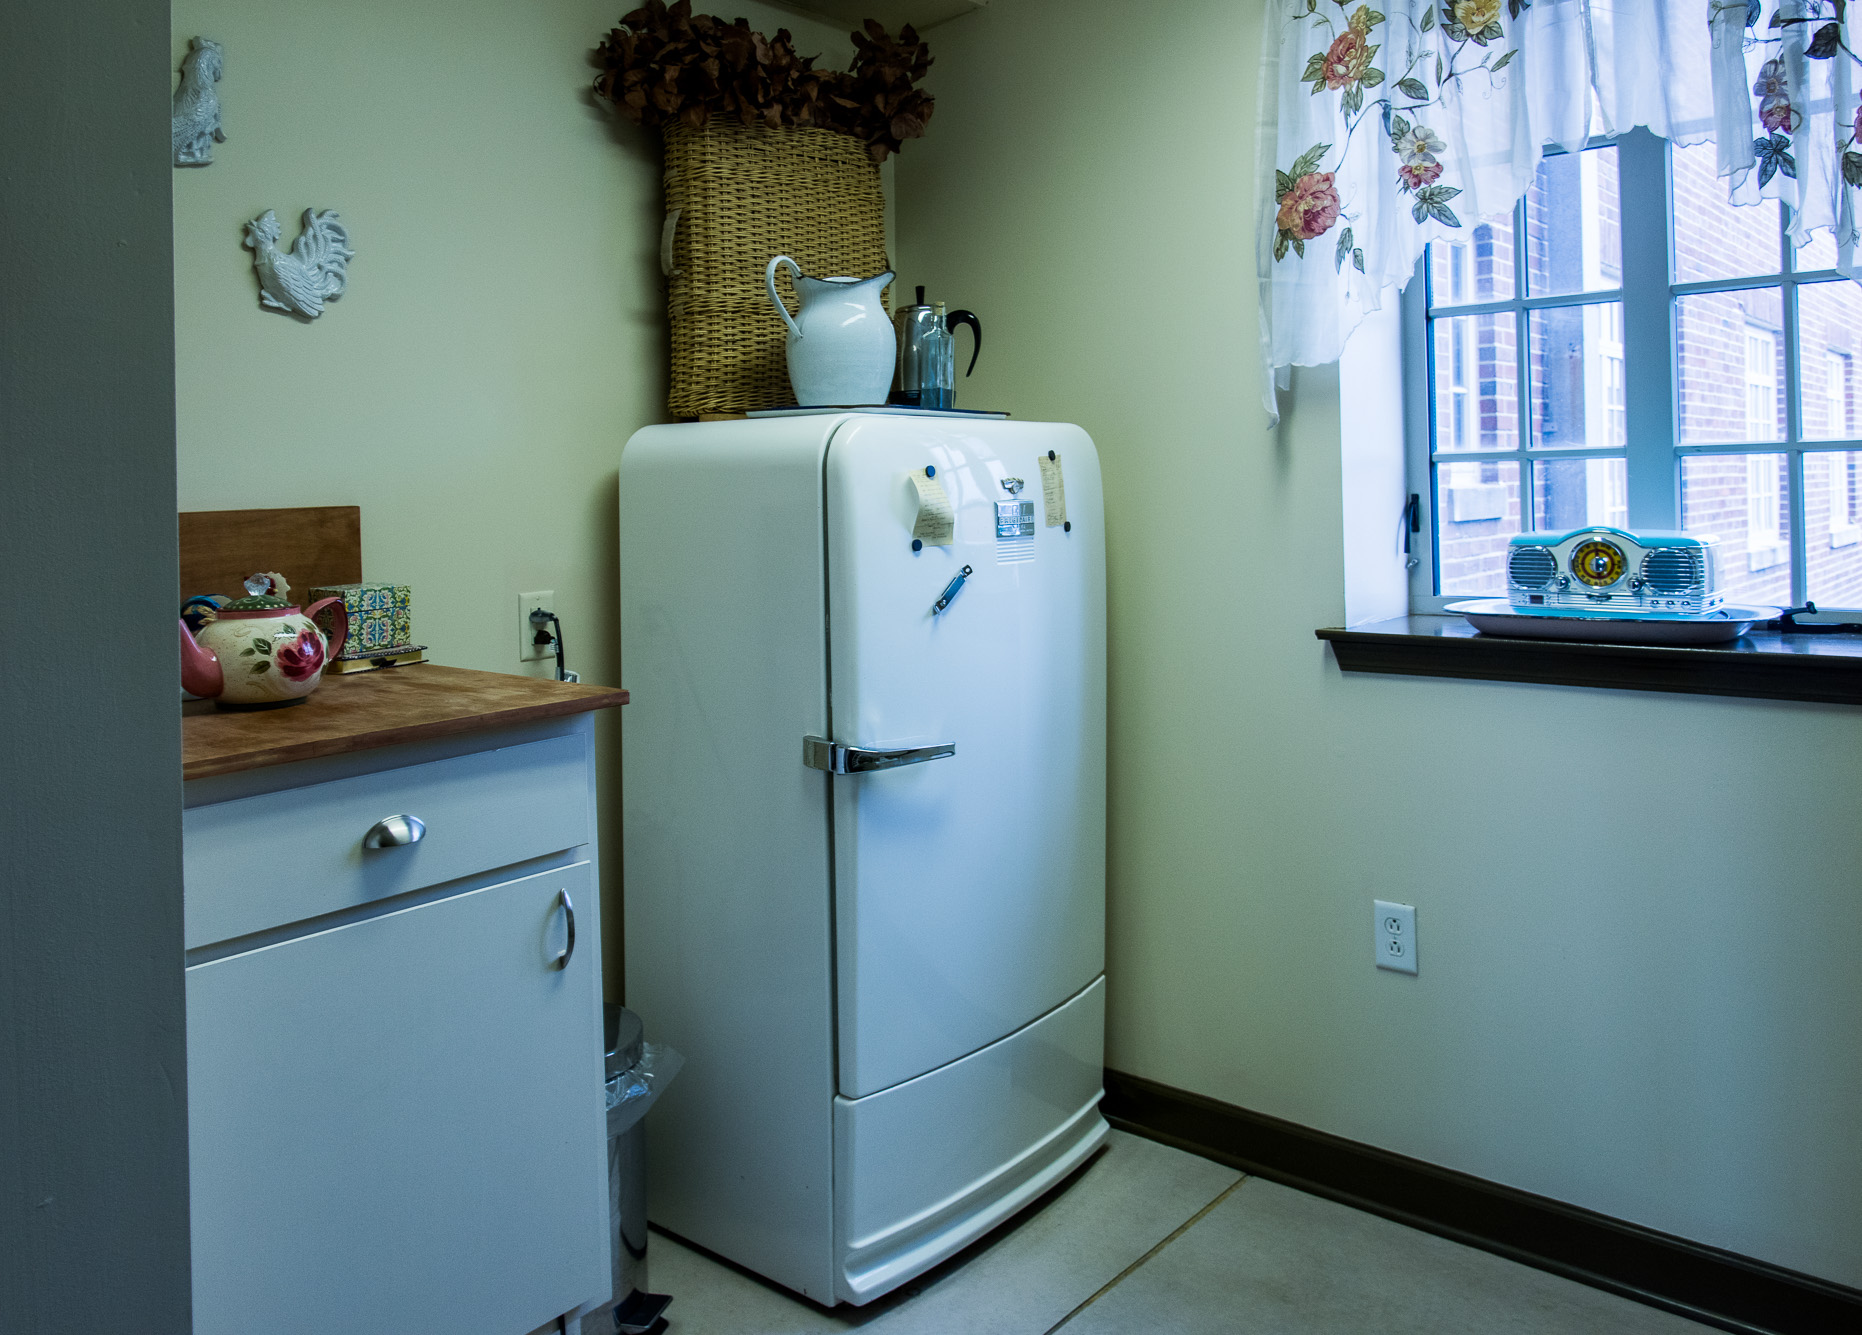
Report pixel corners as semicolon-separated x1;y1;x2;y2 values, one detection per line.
588;1006;680;1335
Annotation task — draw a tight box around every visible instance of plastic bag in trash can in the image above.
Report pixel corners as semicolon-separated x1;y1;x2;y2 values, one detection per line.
605;1041;683;1136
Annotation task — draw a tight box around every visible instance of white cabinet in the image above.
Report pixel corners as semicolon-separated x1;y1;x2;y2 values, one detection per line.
184;717;610;1335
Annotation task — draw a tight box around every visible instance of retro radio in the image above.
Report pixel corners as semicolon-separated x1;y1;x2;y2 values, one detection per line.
1504;527;1723;617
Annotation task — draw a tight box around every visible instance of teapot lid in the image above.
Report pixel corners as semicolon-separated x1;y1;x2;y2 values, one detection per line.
221;572;295;611
222;572;293;612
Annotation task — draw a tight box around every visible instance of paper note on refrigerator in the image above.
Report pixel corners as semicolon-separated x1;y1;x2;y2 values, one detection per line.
1037;453;1068;527
909;468;955;545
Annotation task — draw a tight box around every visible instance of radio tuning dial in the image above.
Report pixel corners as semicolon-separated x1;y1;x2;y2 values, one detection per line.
1570;538;1628;587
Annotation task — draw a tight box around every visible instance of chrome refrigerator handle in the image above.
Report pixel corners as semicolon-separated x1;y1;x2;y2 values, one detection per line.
803;737;956;775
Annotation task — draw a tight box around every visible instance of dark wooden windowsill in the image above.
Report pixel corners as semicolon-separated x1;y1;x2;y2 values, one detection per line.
1317;615;1862;706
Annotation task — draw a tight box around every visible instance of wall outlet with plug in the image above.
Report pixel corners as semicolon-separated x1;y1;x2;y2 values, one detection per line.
1374;899;1417;975
518;591;555;661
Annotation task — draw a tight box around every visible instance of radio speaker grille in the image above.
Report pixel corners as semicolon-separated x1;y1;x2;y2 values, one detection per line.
1641;547;1705;594
1507;546;1557;588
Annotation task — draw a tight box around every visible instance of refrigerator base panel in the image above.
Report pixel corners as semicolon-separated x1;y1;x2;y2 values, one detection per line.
832;977;1108;1305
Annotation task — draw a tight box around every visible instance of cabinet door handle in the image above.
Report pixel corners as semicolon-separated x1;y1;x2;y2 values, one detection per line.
551;889;576;971
362;814;425;849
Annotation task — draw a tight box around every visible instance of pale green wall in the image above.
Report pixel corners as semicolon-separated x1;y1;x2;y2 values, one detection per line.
895;0;1862;1286
170;0;857;995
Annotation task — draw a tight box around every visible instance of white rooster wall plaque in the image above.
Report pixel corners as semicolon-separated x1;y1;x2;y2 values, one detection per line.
173;37;225;167
245;209;354;320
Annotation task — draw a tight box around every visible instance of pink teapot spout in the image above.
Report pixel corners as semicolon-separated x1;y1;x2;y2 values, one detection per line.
179;619;225;698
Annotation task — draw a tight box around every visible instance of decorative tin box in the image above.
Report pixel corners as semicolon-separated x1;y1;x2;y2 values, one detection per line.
309;582;413;657
1504;528;1723;617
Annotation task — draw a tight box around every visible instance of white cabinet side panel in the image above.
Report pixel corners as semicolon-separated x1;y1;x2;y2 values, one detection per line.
618;419;840;1302
826;418;1108;1097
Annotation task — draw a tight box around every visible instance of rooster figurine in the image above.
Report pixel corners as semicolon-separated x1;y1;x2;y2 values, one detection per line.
172;37;225;167
244;209;355;320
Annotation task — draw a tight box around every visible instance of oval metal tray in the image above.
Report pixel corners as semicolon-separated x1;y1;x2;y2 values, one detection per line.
1445;600;1780;645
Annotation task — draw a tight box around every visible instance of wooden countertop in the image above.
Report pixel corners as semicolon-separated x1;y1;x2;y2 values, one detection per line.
182;664;629;781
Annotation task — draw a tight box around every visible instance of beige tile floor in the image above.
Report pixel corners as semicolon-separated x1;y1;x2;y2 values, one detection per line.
640;1129;1716;1335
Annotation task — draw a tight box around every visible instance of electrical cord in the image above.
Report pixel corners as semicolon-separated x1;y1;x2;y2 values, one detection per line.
528;607;581;682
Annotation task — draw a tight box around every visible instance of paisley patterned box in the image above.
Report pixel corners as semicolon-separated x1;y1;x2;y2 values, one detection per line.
308;583;412;659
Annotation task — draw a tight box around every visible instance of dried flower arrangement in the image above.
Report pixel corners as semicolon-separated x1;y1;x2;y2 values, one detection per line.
593;1;934;162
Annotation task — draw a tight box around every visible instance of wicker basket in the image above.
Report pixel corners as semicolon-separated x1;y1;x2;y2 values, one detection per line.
662;117;890;416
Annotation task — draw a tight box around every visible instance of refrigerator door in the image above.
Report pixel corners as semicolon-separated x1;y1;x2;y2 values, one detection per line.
825;416;1106;1099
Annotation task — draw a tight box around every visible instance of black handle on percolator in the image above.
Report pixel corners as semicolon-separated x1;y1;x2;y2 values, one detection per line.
945;310;982;376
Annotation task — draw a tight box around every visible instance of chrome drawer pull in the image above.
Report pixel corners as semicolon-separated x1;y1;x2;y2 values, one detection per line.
552;889;576;971
803;736;955;774
362;814;425;849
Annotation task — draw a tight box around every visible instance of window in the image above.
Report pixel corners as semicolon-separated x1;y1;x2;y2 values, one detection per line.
1746;453;1785;571
1407;131;1862;618
1598;303;1627;452
1745;327;1779;443
1821;352;1859;550
1824;351;1849;443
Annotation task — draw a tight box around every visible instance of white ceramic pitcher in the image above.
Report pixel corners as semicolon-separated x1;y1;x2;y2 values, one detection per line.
766;256;896;406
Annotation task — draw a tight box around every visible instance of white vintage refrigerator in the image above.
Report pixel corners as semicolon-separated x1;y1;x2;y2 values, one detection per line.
618;411;1106;1306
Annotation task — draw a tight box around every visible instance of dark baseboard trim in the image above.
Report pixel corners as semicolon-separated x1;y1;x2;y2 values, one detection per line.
1103;1070;1862;1335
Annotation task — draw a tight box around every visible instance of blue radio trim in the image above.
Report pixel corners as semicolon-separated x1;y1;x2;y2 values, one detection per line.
1507;527;1708;550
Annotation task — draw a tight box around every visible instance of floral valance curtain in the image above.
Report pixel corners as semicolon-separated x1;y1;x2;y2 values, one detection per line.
1257;0;1862;423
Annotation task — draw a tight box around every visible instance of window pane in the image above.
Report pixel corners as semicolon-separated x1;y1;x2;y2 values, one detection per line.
1806;451;1862;605
1676;288;1784;444
1671;140;1781;283
1528;302;1626;449
1431;312;1519;451
1427;216;1516;306
1436;459;1521;595
1526;145;1621;297
1533;456;1627;531
1680;453;1793;604
1796;279;1862;441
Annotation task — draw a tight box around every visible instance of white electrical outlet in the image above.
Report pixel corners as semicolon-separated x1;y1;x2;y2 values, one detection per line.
518;591;555;661
1374;899;1417;975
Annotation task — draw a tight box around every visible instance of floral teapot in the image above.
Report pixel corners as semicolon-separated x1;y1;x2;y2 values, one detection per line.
179;573;348;709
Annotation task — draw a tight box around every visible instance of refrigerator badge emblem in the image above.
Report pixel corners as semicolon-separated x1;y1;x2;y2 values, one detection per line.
995;478;1034;541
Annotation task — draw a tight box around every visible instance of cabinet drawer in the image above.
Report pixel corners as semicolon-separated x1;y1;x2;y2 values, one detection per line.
184;733;588;948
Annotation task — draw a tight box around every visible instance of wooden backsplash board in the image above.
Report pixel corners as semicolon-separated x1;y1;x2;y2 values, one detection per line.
179;506;362;601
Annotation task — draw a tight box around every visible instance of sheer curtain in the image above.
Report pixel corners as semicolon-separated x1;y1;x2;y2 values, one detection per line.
1257;0;1862;422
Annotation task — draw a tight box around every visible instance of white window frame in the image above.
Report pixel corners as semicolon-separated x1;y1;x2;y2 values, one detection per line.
1402;128;1862;620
